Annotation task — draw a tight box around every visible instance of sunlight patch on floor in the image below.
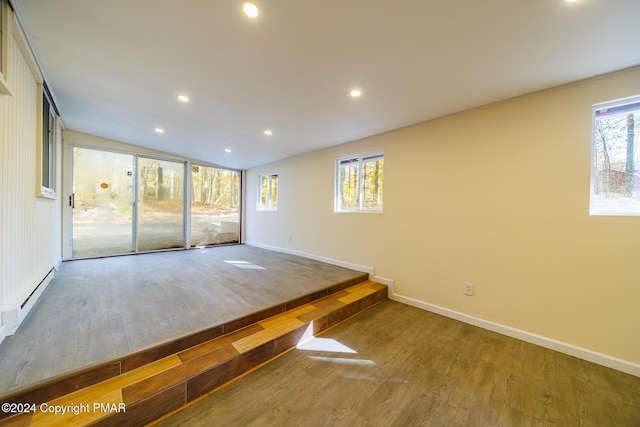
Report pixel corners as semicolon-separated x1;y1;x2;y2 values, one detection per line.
224;260;265;270
297;337;357;354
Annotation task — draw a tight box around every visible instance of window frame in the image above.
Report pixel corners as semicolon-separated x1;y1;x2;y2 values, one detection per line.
190;163;242;247
590;94;640;216
0;0;12;95
335;150;384;213
257;173;278;211
37;85;58;198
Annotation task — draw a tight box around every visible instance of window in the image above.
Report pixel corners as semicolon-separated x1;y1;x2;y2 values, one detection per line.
258;174;278;211
38;86;57;197
0;0;11;95
0;0;4;73
590;95;640;215
191;165;240;246
335;151;383;212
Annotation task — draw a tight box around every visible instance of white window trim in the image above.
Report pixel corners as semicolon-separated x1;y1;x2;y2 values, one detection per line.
335;150;383;213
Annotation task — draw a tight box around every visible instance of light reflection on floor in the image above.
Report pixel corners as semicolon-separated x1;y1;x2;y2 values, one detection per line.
295;322;409;383
224;260;266;269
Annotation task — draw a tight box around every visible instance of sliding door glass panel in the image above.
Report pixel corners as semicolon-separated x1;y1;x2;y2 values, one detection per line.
138;157;185;251
72;147;134;257
191;165;240;246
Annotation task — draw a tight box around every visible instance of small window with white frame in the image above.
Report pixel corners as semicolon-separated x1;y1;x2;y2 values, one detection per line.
335;151;383;212
590;95;640;215
38;86;58;198
258;174;278;211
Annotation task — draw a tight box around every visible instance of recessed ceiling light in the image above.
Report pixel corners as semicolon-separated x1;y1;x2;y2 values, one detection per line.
225;148;232;153
350;89;362;98
264;130;273;136
177;94;190;103
154;127;164;134
243;2;259;18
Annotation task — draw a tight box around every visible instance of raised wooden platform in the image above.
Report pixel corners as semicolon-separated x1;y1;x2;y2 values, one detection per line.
0;281;387;426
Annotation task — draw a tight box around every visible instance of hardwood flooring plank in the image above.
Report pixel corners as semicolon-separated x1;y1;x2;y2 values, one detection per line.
258;305;316;329
92;383;186;427
32;390;121;426
122;345;239;404
336;282;383;305
178;324;264;363
300;297;345;315
232;318;305;354
0;362;121;413
223;305;285;334
43;356;180;411
120;325;224;373
0;413;33;427
186;342;275;401
273;324;314;354
283;290;329;310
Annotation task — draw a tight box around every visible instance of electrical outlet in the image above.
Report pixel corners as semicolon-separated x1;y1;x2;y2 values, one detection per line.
288;235;292;243
463;282;474;296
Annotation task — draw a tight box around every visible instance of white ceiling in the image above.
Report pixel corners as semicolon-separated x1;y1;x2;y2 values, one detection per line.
13;0;640;170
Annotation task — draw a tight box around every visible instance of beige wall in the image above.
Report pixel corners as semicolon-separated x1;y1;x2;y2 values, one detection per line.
0;8;62;340
247;66;640;368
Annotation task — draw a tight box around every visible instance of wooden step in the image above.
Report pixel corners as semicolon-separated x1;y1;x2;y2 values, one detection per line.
0;280;387;426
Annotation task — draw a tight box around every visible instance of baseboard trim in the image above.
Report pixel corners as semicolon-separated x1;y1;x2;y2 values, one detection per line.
391;291;640;378
245;241;375;276
244;243;639;377
370;275;395;298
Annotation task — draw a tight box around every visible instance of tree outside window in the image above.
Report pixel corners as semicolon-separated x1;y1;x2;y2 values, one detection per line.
591;96;640;215
336;152;383;212
258;174;278;211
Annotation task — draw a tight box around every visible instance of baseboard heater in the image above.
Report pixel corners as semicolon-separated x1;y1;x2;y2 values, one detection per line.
2;265;57;337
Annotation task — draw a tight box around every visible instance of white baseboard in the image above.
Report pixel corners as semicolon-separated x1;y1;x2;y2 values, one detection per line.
390;291;640;378
245;241;375;276
370;275;395;297
0;325;6;345
244;243;640;377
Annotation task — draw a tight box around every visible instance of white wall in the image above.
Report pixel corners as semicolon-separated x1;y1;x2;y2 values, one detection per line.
0;8;62;342
246;66;640;375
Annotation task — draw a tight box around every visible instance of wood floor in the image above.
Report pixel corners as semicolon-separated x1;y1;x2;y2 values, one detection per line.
0;245;367;394
156;301;640;427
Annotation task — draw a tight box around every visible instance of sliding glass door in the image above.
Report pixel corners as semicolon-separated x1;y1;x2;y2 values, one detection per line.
71;148;239;258
72;147;134;257
137;157;185;251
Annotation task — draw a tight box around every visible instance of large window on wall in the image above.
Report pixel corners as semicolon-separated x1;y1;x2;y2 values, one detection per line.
191;165;240;246
335;151;383;212
258;174;278;211
590;95;640;215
